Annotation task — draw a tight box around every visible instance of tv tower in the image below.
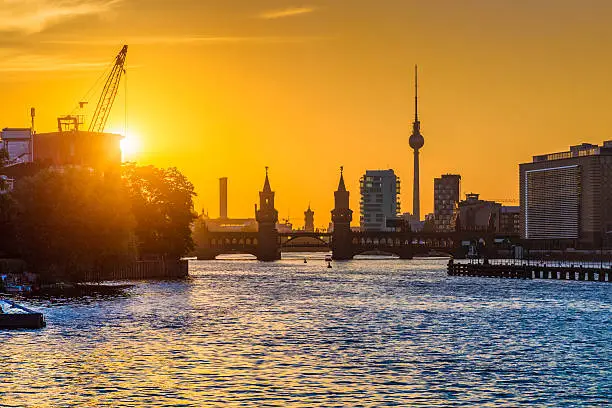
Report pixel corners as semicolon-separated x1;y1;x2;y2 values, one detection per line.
408;65;425;221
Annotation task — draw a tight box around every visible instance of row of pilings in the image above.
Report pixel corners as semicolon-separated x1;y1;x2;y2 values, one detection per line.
448;260;612;282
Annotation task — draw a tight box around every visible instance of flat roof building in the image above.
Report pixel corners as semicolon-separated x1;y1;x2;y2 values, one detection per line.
33;130;122;172
1;128;33;165
519;141;612;248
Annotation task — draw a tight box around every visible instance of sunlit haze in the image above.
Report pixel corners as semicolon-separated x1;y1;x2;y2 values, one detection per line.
3;0;612;227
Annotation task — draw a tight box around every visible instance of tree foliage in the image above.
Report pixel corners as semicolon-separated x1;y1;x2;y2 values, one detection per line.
122;163;197;259
0;147;8;190
11;168;136;282
0;148;16;256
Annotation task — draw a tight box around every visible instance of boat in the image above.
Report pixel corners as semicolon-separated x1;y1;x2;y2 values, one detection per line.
325;254;332;262
0;300;46;329
3;283;33;293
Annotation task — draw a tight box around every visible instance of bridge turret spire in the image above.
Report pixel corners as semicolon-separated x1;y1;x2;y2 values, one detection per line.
331;166;353;259
263;166;272;193
337;166;347;192
256;166;279;261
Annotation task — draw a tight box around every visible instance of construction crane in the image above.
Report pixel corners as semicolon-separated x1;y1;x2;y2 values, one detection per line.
57;45;128;133
490;198;519;204
89;45;128;133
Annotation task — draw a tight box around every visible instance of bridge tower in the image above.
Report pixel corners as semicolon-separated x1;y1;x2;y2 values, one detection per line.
255;167;280;261
331;167;354;260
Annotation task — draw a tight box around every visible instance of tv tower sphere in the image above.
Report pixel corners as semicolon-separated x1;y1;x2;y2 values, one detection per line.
409;128;424;150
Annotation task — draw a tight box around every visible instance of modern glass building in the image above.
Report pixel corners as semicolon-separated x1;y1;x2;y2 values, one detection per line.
359;169;401;231
519;141;612;248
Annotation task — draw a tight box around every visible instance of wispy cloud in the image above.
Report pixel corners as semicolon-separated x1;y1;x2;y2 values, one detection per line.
0;53;108;72
258;6;317;19
0;0;121;34
45;35;325;46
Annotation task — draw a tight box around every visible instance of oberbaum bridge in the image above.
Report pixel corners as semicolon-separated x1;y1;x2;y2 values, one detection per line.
195;168;519;261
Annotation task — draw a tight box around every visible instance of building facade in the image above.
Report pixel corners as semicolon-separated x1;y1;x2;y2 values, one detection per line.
359;169;401;231
457;193;501;232
433;174;461;232
33;130;122;171
1;128;33;165
519;141;612;248
500;206;520;234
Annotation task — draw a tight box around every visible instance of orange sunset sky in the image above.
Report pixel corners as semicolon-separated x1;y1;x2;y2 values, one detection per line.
2;0;612;228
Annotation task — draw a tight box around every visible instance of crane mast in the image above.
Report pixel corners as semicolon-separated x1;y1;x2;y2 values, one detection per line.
88;45;128;133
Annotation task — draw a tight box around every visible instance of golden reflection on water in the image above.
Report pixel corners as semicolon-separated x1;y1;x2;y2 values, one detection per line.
1;257;610;406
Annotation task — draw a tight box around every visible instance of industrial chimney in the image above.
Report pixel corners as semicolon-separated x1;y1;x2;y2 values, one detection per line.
219;177;228;219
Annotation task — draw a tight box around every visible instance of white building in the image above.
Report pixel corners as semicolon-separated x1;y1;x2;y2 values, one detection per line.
360;169;401;231
1;128;33;165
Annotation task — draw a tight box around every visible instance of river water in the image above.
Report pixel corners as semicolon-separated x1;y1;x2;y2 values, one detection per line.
1;256;610;407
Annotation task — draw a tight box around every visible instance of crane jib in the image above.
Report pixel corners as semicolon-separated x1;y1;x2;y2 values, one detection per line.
88;45;128;133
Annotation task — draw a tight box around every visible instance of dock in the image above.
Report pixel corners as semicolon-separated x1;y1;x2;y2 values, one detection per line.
0;299;46;329
448;259;612;282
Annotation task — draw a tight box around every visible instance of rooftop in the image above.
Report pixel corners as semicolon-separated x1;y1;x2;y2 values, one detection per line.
532;141;612;163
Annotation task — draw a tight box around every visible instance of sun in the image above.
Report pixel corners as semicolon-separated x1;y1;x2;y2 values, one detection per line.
119;131;142;160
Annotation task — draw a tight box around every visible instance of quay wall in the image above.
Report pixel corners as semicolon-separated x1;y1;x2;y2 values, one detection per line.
83;259;189;282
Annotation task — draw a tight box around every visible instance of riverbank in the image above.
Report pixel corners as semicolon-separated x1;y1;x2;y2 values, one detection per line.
1;259;189;295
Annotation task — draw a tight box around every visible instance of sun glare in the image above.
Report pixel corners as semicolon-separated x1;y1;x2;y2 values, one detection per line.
119;131;142;160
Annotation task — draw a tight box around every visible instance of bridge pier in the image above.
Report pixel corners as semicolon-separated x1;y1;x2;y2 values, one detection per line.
398;247;413;260
257;229;280;261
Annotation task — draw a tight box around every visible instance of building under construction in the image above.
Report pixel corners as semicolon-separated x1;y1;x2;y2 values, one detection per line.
0;46;128;180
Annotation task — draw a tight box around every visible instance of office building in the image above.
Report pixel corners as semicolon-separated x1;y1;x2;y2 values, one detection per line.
434;174;461;232
519;141;612;248
360;169;401;231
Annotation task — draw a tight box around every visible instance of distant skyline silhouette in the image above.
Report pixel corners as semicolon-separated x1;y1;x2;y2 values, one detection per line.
2;1;612;226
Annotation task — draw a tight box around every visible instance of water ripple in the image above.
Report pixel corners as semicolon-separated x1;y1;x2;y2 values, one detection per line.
1;258;610;406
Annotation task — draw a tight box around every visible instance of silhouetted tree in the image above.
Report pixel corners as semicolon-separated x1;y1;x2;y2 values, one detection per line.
0;148;17;257
0;147;8;192
122;163;197;259
11;168;136;282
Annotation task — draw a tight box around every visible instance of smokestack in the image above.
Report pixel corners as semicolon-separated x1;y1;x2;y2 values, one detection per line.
219;177;228;219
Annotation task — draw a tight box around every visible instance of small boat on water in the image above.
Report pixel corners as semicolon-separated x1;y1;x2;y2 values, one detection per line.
325;254;332;262
3;283;33;294
0;300;46;329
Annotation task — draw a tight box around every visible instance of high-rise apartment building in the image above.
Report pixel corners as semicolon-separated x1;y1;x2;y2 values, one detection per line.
434;174;461;232
360;169;401;231
519;141;612;248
